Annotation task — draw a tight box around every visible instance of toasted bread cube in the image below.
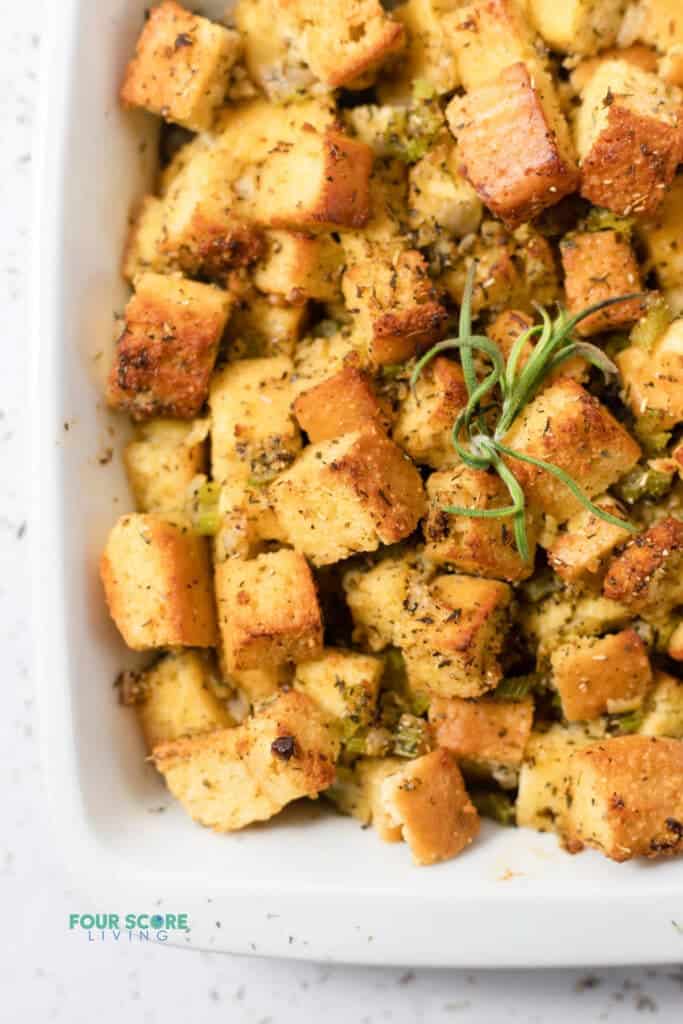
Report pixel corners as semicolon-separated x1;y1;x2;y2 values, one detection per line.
328;758;403;841
516;722;602;833
565;735;683;860
226;664;293;704
451;0;543;90
120;1;241;132
575;60;683;216
550;629;653;723
487;309;534;365
503;378;641;520
249;129;374;232
229;291;309;360
378;0;460;102
408;142;483;246
424;465;537;582
668;620;683;661
234;0;308;100
617;318;683;431
107;274;232;421
568;44;659;94
529;0;626;55
621;0;683;85
402;574;513;698
547;496;632;583
392;357;468;469
638;175;683;301
641;670;683;737
213;478;288;563
122;196;170;282
271;428;425;565
381;749;480;865
209;356;301;485
252;231;344;303
296;0;405;88
132;650;233;751
100;514;216;650
342;243;447;366
343;553;422;652
560;231;644;337
429;695;534;781
604;516;683;615
124;418;207;516
215;550;323;672
447;62;579;229
294;366;389;443
522;589;633;661
294;648;383;724
291;331;359;398
152;690;340;832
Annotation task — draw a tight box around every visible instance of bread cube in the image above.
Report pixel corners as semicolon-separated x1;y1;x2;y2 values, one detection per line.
617;318;683;431
560;231;644;337
668;620;683;661
213;479;288;563
429;695;534;780
604;516;683;615
522;589;633;661
328;758;403;841
248;129;374;232
229;290;309;360
424;465;537;582
215;549;323;672
451;0;543;90
378;0;460;102
120;1;242;131
641;670;683;737
516;722;603;832
621;0;683;85
547;495;633;583
343;553;422;652
124;418;207;516
502;378;641;520
529;0;626;55
152;690;340;832
342;243;447;366
107;274;232;421
408;142;483;246
227;664;293;705
392;357;468;469
271;428;426;565
122;196;170;282
294;648;383;725
100;514;217;650
252;231;344;303
638;175;683;302
209;356;301;485
293;366;389;443
550;629;653;723
381;749;480;865
568;44;659;95
575;60;683;216
447;62;579;228
234;0;308;100
402;574;513;698
565;735;683;860
131;650;233;751
487;309;534;366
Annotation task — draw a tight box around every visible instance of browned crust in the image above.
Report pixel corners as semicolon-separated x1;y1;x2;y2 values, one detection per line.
164;213;265;275
293;366;389;442
579;104;683;216
603;516;683;611
429;695;534;767
321;20;405;88
551;629;652;723
560;230;644;336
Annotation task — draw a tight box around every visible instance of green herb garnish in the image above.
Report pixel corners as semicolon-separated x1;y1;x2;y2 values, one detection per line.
411;265;642;560
187;480;221;536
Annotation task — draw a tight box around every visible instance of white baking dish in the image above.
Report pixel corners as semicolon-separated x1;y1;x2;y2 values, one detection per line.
32;0;683;966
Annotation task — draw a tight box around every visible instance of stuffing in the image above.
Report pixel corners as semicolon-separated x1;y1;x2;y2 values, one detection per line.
429;695;534;783
451;0;544;90
392;357;468;469
638;175;683;310
560;230;644;337
327;758;404;841
378;0;460;101
293;365;390;443
617;317;683;431
550;629;653;722
529;0;628;56
547;496;633;583
252;231;344;303
603;516;683;615
293;648;383;725
408;141;483;246
640;671;683;737
124;417;207;516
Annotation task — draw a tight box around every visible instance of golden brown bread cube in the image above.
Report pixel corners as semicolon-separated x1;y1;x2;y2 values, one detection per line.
328;758;403;841
124;418;207;516
342;243;447;366
550;629;653;723
209;356;301;486
547;496;633;583
107;274;232;421
429;695;534;779
252;231;344;303
100;514;217;650
215;549;323;672
380;749;480;865
408;141;483;246
378;0;460;101
293;366;389;443
503;378;641;521
574;59;683;217
131;650;233;751
638;175;683;309
568;43;659;95
617;318;683;431
294;648;383;725
392;357;468;469
122;195;171;282
271;428;426;566
120;1;242;131
424;465;537;582
529;0;627;56
620;0;683;86
213;478;288;564
229;290;309;360
152;690;340;832
487;309;534;366
234;0;308;100
343;552;422;652
565;735;683;860
226;664;293;705
447;62;579;229
603;516;683;615
640;670;683;737
401;574;513;699
560;231;644;337
451;0;543;90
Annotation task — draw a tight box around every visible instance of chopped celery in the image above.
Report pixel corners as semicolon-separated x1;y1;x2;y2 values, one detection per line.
412;78;437;101
607;708;643;735
614;464;674;505
470;789;517;826
632;412;672;456
584;207;634;241
519;569;562;604
630;299;671;351
187;480;221;535
492;674;537;702
411;691;431;716
393;713;431;758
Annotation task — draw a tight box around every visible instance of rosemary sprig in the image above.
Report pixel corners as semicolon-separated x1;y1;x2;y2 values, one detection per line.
412;265;641;561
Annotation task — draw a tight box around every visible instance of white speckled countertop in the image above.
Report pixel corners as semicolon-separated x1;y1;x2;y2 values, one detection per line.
2;2;683;1020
